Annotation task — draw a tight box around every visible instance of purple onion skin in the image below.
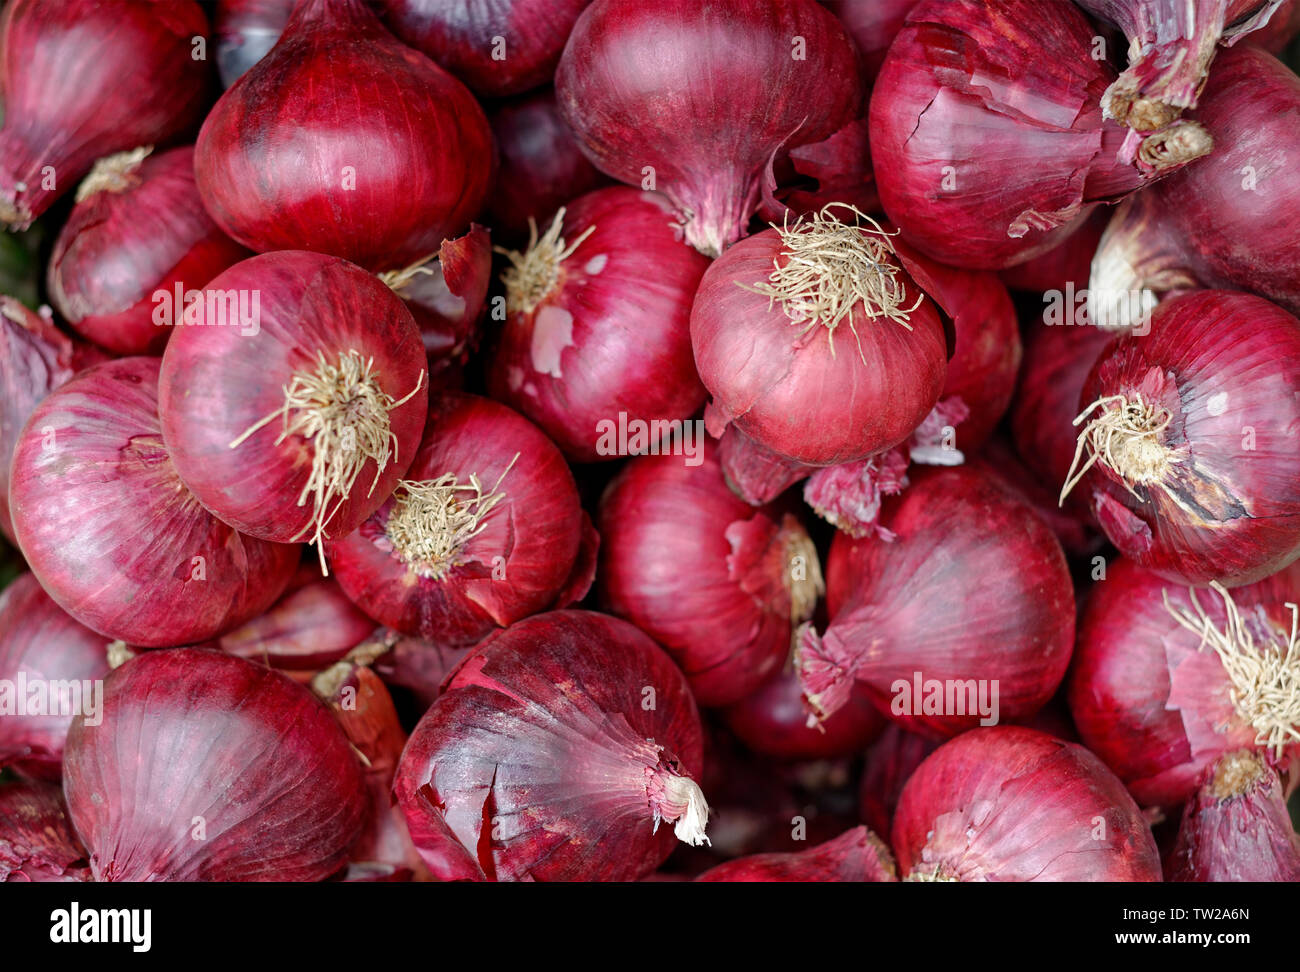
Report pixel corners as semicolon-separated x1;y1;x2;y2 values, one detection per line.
0;781;90;883
63;648;366;882
696;826;897;882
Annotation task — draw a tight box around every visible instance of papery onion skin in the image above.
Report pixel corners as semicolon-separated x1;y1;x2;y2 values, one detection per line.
158;250;428;546
556;0;863;257
0;0;210;228
375;0;592;97
487;187;709;463
214;0;293;88
0;781;90;883
696;826;896;882
394;610;707;882
326;392;583;648
0;574;110;779
195;0;493;273
63;648;365;881
389;225;492;375
893;726;1162;881
48;146;249;356
1073;290;1300;587
597;446;821;707
10;357;299;647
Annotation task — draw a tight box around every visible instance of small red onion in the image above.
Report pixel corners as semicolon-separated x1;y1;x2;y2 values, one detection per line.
195;0;493;272
556;0;863;257
696;826;897;882
0;0;210;228
487;187;710;462
892;727;1161;880
1247;0;1300;49
10;357;299;647
47;145;249;355
859;725;939;841
214;0;293;87
395;610;708;881
63;647;365;881
0;781;90;883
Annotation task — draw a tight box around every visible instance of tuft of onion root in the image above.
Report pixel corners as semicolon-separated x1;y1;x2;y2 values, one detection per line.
1059;393;1176;505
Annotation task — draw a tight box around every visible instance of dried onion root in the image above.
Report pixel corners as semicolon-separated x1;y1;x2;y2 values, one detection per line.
495;208;596;315
1059;393;1177;504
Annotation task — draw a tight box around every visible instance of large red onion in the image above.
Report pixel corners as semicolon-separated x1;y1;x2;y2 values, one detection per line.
195;0;492;273
696;826;896;882
47;146;249;355
1069;556;1300;808
892;727;1161;880
10;357;299;647
0;0;210;228
870;0;1210;271
556;0;863;257
63;648;365;881
597;446;823;707
487;187;709;462
214;0;293;87
0;781;90;883
1061;290;1300;587
395;610;708;881
798;465;1074;734
158;251;428;559
0;574;110;779
326;392;584;648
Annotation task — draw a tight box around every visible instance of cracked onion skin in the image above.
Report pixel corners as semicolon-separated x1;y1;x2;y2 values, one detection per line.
395;610;706;882
63;648;366;882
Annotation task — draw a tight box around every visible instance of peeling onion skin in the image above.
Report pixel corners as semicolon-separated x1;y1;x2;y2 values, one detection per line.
0;0;211;229
9;357;299;647
0;574;110;780
1075;291;1300;587
63;648;366;882
394;610;706;882
696;826;897;882
556;0;864;258
195;0;493;273
892;727;1162;881
0;781;90;883
487;187;709;463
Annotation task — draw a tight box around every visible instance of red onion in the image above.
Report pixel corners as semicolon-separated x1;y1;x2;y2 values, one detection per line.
1167;750;1300;881
798;465;1074;734
395;610;708;881
556;0;864;257
0;781;90;883
195;0;493;273
0;574;110;779
63;647;365;881
326;392;584;648
696;826;896;882
1248;0;1300;49
0;298;104;543
597;446;824;706
1060;290;1300;587
693;206;948;467
214;0;293;87
824;0;915;86
158;251;428;559
487;187;710;462
370;630;473;716
375;0;591;97
0;0;210;228
1069;556;1300;808
10;357;299;647
892;726;1161;880
869;0;1210;271
486;88;609;246
47;146;249;356
998;209;1108;294
859;725;938;841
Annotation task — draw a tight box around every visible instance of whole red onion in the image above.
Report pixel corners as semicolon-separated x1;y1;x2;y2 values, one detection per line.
0;0;210;228
158;251;428;559
870;0;1210;271
1167;750;1300;881
859;725;939;841
0;574;110;779
556;0;863;257
1069;557;1300;808
63;648;365;881
892;727;1161;880
395;610;708;881
327;392;584;648
375;0;592;97
824;0;915;85
597;447;824;707
47;146;249;355
0;781;90;883
798;465;1074;734
1062;291;1300;587
696;826;897;882
487;187;710;462
10;357;299;647
195;0;492;273
214;0;293;87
